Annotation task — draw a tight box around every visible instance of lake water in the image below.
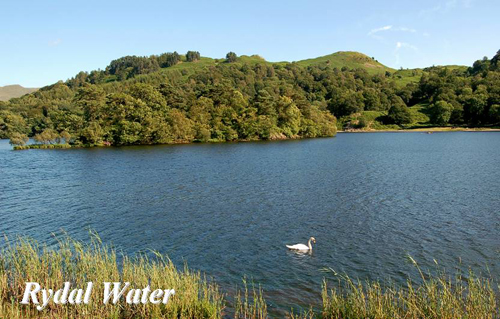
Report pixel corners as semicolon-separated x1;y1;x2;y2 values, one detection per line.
1;132;500;314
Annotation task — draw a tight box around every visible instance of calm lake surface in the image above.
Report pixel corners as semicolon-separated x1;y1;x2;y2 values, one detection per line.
1;132;500;313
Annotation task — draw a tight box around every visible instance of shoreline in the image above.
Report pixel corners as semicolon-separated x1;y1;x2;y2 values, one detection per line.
339;127;500;133
5;127;500;149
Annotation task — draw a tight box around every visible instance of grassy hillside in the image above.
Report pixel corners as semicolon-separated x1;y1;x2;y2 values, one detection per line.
0;85;38;101
130;51;396;81
295;51;395;74
392;68;425;87
95;51;400;93
163;51;394;72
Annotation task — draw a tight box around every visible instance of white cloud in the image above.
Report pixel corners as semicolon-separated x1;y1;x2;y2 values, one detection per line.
368;25;393;37
368;25;417;39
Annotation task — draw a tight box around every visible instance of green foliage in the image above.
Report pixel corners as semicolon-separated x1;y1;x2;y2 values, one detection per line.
14;143;72;150
186;51;201;62
356;116;368;128
8;132;28;146
226;52;237;63
33;128;59;144
463;90;488;125
0;110;29;138
363;88;382;110
157;51;180;68
414;58;500;126
59;130;71;143
489;104;500;124
75;84;106;122
296;51;394;75
106;55;160;80
406;105;430;125
328;89;365;118
388;99;412;125
277;96;301;137
429;100;454;125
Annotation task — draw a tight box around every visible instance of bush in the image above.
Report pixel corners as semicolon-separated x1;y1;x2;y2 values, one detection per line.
186;51;201;62
226;52;237;63
356;117;368;129
388;104;412;125
429;100;454;125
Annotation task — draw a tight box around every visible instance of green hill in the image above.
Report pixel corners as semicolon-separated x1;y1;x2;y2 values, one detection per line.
295;51;394;74
88;51;398;93
0;85;38;101
172;51;395;74
2;49;499;147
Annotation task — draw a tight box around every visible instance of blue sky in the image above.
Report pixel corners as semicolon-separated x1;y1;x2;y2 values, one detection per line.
1;0;498;87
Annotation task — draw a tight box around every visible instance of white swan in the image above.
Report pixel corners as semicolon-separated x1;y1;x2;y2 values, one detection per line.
286;237;316;252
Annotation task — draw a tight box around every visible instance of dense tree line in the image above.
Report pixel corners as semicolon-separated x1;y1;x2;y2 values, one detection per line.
67;51;186;87
2;50;499;146
411;50;500;126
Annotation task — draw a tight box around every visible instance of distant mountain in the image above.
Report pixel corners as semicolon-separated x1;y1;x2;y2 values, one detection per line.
0;85;38;101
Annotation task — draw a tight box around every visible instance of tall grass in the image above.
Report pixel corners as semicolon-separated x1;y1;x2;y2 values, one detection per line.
321;256;499;319
0;234;223;318
0;235;498;318
234;277;267;319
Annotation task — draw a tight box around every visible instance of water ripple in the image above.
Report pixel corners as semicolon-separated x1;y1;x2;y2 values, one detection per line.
1;132;500;313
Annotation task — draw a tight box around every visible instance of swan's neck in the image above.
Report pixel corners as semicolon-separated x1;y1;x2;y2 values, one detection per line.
308;239;312;251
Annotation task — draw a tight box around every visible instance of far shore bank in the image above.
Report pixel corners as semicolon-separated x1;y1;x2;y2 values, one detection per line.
4;127;500;149
339;127;500;133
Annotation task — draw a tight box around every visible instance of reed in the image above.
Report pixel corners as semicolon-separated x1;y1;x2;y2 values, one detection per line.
321;256;499;319
0;234;223;318
234;277;267;319
0;236;498;318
